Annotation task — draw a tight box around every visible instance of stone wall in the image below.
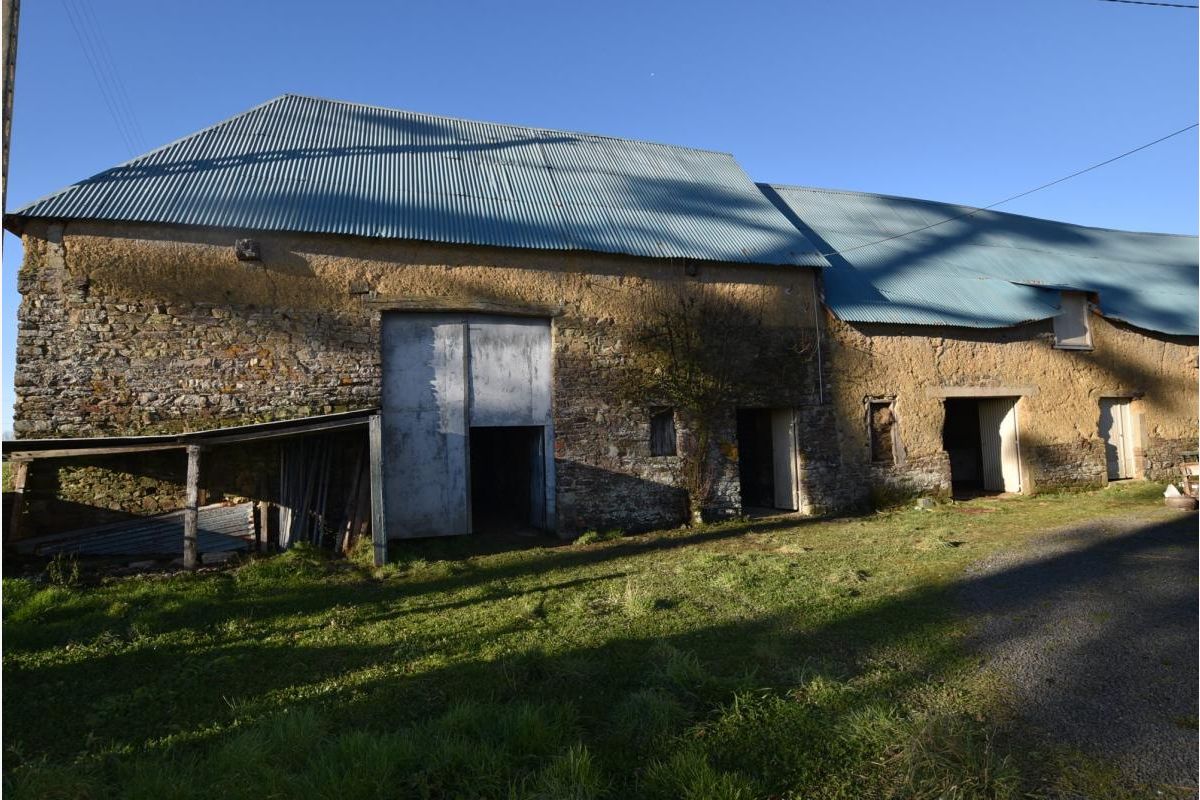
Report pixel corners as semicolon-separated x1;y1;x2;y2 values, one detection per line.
825;311;1198;500
14;220;838;536
1026;440;1107;491
1145;436;1198;483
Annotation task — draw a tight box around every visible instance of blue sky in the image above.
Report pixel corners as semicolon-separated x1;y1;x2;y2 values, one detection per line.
3;0;1197;435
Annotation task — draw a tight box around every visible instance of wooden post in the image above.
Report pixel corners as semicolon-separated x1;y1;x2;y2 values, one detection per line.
368;415;386;566
255;500;270;553
7;459;29;543
183;445;202;570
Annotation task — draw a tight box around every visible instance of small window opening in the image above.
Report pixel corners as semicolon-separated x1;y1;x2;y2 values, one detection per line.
869;400;899;464
650;408;677;456
1053;291;1093;350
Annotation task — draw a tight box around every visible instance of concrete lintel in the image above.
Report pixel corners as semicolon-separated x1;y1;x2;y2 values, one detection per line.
926;386;1038;398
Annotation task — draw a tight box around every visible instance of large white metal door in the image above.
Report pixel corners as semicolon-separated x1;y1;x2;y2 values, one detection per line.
380;314;470;537
380;314;555;539
770;409;800;511
467;317;552;427
467;316;553;528
978;398;1021;493
1099;398;1133;480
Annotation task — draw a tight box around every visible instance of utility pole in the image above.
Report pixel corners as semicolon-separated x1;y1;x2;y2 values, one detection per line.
2;0;17;211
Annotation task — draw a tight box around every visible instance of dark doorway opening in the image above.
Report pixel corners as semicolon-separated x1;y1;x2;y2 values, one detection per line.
942;399;984;494
469;426;544;534
736;409;775;509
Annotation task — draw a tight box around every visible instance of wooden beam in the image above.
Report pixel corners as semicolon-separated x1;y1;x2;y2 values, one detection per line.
926;386;1038;399
366;295;563;318
368;414;386;566
192;417;368;446
183;445;202;570
3;443;184;461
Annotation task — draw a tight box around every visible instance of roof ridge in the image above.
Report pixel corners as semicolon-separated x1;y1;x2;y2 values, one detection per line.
280;93;739;159
761;182;1198;240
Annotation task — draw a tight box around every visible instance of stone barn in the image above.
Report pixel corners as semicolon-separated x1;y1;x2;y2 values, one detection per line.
762;184;1199;502
4;95;849;563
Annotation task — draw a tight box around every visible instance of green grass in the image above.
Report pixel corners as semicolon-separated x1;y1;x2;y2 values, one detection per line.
2;482;1185;799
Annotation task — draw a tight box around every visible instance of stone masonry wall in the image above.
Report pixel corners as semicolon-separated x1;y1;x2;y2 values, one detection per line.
1144;436;1198;483
14;220;840;536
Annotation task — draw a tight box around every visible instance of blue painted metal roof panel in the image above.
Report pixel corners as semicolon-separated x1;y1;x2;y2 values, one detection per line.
9;95;827;267
760;184;1198;336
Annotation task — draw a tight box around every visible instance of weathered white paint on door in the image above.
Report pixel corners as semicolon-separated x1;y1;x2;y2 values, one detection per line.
1099;398;1134;480
467;316;552;427
770;408;800;511
380;314;470;538
381;314;554;539
468;316;553;529
978;398;1021;493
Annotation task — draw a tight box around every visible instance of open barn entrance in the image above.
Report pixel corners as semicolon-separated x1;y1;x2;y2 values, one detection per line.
736;408;800;513
942;397;1021;495
379;314;554;541
469;426;546;534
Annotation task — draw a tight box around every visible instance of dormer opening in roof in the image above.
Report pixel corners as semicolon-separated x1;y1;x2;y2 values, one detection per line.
1053;290;1095;351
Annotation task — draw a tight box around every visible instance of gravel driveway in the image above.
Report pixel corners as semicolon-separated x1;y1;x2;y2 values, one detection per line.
958;511;1198;789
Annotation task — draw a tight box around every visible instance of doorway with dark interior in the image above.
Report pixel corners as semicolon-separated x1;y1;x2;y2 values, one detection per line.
469;426;546;535
943;399;984;495
737;409;775;509
942;397;1022;496
736;408;800;514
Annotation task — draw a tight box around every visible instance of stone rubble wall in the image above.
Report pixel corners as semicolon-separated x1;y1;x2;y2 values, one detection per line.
14;220;839;537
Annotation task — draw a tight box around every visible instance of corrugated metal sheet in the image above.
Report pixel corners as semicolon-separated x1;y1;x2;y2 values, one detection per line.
6;95;827;267
15;502;254;557
760;184;1198;336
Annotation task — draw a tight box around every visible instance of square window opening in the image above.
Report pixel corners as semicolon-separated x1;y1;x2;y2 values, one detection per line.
650;408;677;457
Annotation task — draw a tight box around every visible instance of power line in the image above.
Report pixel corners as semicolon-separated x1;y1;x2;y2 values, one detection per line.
819;123;1199;258
77;0;146;151
1095;0;1198;8
60;0;146;155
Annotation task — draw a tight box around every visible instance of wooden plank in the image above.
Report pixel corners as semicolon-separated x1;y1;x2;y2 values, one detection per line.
183;445;202;570
4;443;185;461
367;296;563;318
927;386;1037;399
368;414;386;566
194;417;368;446
338;449;364;553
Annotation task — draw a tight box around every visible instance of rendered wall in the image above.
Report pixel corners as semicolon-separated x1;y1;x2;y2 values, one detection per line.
827;312;1199;500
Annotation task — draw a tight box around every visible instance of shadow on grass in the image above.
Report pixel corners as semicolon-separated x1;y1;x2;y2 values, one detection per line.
3;512;1195;797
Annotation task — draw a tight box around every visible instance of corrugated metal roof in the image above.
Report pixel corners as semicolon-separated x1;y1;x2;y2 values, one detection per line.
760;184;1198;336
6;95;827;267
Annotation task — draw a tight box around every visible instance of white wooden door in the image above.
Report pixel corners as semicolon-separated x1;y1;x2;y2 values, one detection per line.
1099;398;1134;480
770;409;800;511
978;398;1021;493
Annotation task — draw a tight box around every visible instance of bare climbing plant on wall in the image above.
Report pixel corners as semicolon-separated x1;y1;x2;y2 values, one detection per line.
624;277;815;524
